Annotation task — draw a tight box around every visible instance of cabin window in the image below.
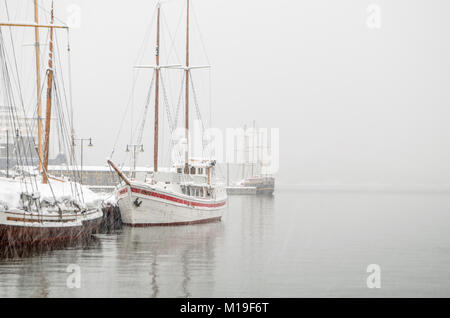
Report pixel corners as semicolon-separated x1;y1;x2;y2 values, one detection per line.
198;168;203;174
190;166;196;175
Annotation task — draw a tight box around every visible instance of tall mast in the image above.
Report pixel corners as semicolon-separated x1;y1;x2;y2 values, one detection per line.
251;120;255;177
42;2;54;184
242;124;247;180
184;0;190;174
257;124;261;176
154;4;161;173
259;129;263;176
34;0;43;173
227;162;230;186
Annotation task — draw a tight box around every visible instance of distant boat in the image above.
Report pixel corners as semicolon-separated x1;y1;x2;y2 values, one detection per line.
109;0;227;226
227;176;275;195
226;121;275;195
0;1;102;253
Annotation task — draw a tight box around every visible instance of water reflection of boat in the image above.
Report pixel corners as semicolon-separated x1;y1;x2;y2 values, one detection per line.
118;222;223;297
0;231;101;259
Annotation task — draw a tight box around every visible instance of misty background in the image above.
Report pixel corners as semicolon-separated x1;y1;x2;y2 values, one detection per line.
2;0;450;188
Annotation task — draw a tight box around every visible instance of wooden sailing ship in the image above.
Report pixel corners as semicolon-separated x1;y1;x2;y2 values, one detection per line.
226;121;275;195
109;0;227;226
0;1;102;254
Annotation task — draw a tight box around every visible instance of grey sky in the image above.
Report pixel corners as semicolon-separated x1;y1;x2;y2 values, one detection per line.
2;0;450;187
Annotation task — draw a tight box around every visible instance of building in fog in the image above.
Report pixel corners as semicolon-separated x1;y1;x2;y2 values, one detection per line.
0;106;67;171
46;165;155;189
0;106;37;170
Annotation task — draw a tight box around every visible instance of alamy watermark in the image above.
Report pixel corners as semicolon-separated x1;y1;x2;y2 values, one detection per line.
168;121;280;174
66;264;81;289
366;4;382;29
366;264;381;289
66;4;82;29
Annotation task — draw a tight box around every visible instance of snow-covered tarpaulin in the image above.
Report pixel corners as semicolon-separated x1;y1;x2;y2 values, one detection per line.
0;177;104;212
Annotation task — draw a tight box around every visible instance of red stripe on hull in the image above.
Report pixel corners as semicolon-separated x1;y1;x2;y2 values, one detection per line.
123;216;222;227
128;187;226;208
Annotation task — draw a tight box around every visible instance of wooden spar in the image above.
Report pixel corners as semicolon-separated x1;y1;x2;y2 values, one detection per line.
154;4;160;174
107;159;131;186
207;166;211;185
0;22;68;29
34;0;43;174
42;2;54;184
184;0;190;174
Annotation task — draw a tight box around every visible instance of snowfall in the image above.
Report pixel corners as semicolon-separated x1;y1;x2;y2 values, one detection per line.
0;177;116;212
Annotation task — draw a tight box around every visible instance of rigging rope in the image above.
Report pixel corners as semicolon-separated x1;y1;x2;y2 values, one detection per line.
0;4;87;212
109;5;158;160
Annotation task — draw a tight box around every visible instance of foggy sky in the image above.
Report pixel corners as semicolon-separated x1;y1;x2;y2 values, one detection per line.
3;0;450;187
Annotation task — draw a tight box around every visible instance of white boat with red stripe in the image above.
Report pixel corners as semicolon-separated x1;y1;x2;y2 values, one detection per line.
108;0;228;226
110;160;227;227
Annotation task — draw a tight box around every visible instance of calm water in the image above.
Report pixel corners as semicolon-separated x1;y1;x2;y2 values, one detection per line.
1;190;450;297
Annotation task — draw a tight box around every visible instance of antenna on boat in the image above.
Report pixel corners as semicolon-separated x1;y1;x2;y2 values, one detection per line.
42;1;55;184
184;0;190;174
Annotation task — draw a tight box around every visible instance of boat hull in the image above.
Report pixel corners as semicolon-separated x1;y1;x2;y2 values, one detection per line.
0;209;103;249
117;185;227;226
255;187;275;195
228;177;275;195
226;186;258;195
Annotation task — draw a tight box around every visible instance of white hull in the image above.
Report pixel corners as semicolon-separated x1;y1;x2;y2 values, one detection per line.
117;183;227;226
